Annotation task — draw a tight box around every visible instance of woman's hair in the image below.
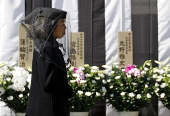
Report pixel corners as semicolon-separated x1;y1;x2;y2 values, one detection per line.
33;17;53;40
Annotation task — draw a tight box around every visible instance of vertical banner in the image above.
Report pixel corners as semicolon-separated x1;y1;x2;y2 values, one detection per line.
118;31;133;68
70;32;84;68
18;25;33;69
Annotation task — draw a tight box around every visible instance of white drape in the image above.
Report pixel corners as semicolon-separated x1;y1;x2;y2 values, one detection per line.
105;0;131;66
52;0;79;32
0;0;25;116
158;0;170;116
0;0;25;63
158;0;170;63
105;0;131;116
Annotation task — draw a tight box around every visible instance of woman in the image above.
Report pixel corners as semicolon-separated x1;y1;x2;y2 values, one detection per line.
21;7;72;116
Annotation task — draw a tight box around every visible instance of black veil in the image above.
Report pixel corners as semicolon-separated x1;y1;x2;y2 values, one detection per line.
20;7;70;71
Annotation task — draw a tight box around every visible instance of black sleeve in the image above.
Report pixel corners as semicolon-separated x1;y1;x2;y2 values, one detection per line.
37;56;72;97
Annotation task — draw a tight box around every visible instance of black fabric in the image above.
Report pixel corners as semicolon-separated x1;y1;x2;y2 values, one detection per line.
26;48;72;116
25;0;51;16
24;7;72;116
131;0;158;116
78;0;93;65
79;0;105;116
79;0;105;68
21;7;67;71
92;0;105;67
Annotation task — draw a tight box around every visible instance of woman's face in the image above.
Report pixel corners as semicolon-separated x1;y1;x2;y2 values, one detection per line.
53;19;66;39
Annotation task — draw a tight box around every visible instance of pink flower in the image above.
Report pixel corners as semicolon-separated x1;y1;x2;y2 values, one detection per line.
73;68;85;83
125;65;136;73
125;65;141;77
133;68;141;77
73;68;78;73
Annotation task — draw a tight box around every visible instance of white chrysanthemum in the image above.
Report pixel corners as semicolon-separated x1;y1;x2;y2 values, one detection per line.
27;74;32;83
91;66;99;70
111;71;115;74
92;80;96;83
137;94;141;99
110;94;114;97
120;84;124;86
160;93;165;98
69;67;74;71
6;78;11;81
7;96;13;100
152;74;157;78
102;65;111;69
85;73;91;77
132;83;137;86
95;77;100;80
10;67;29;92
84;64;89;67
122;69;125;71
102;87;107;93
127;75;131;78
153;68;159;73
98;73;105;78
102;80;107;84
141;71;146;75
109;85;113;89
156;78;162;82
115;76;121;79
27;67;32;72
147;93;151;98
129;93;135;97
145;85;148;88
0;87;5;96
79;67;85;71
159;69;165;75
19;94;23;98
120;92;126;96
70;80;76;83
107;79;111;83
85;92;92;96
155;83;159;87
91;69;97;73
144;67;149;71
154;88;160;93
96;92;101;96
80;80;87;84
72;73;78;78
160;83;167;88
78;90;83;95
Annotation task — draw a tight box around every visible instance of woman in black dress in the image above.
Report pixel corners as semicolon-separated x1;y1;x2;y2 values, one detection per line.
21;7;72;116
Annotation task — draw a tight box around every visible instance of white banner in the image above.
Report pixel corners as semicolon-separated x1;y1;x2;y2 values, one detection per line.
105;0;131;66
0;0;25;63
158;0;170;116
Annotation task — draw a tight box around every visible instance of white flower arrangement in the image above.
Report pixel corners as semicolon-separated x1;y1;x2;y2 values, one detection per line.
153;58;170;109
0;61;31;113
103;60;156;111
67;64;105;112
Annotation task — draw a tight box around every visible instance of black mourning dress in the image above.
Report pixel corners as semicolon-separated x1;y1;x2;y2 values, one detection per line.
22;8;72;116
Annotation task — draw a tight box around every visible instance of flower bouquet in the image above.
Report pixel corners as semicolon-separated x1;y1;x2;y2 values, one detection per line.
0;62;31;113
67;64;105;112
103;60;156;111
153;58;170;109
